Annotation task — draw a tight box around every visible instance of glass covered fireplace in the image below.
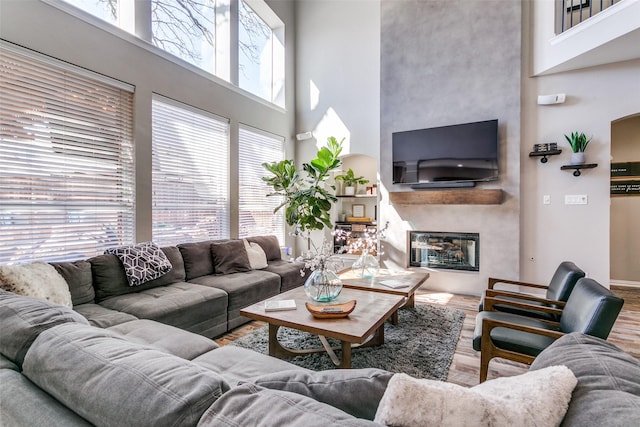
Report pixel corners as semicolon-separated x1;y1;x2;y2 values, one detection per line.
408;231;479;271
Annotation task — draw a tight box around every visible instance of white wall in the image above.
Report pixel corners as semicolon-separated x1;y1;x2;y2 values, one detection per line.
0;0;297;246
295;0;380;161
522;0;640;286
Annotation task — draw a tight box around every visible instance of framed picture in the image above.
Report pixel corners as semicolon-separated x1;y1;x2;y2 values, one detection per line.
352;204;365;218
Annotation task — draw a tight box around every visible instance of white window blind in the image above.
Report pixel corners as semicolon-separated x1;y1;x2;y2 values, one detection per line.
0;43;135;264
152;95;230;246
238;125;284;244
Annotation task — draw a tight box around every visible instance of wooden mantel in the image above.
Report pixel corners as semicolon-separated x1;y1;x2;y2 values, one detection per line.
389;189;504;205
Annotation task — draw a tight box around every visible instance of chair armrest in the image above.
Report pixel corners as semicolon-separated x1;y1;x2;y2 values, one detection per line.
487;277;549;291
481;316;564;341
485;289;566;308
484;296;564;319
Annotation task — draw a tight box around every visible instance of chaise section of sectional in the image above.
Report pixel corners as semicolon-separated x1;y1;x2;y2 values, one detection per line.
89;246;229;338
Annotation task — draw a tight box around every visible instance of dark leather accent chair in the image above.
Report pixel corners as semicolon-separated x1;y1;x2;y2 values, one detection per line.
478;261;585;320
473;277;624;382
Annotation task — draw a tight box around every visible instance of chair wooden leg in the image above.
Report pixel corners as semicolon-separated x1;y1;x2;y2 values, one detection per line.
479;347;490;383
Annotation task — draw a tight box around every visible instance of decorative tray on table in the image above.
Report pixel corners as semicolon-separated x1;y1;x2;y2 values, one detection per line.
305;300;357;319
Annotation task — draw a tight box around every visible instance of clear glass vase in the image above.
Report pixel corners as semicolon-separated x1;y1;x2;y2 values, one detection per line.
304;265;343;302
352;250;380;279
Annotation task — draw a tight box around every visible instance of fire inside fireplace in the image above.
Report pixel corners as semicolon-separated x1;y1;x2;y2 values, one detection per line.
408;231;479;271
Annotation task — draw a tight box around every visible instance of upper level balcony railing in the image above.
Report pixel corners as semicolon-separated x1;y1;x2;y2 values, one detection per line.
557;0;624;33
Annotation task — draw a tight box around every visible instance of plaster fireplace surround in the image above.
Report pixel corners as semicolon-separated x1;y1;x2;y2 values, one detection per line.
379;0;522;296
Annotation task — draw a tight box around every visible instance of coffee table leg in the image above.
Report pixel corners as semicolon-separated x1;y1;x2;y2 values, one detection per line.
405;293;416;308
390;310;398;325
339;341;351;369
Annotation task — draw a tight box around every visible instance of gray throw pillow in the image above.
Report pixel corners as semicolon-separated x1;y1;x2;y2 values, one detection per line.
210;240;251;275
105;241;172;286
23;323;229;427
247;235;282;261
244;368;393;420
0;290;89;368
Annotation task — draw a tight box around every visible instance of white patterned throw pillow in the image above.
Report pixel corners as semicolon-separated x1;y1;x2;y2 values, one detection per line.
105;242;172;286
0;261;73;307
374;366;577;427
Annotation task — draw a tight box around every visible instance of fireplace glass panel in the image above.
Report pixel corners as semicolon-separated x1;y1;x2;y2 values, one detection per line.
409;231;479;271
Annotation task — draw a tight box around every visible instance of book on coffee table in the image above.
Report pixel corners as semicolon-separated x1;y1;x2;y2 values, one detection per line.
265;299;297;312
379;279;410;289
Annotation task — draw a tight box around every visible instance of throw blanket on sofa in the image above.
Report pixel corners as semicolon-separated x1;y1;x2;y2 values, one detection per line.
0;261;72;307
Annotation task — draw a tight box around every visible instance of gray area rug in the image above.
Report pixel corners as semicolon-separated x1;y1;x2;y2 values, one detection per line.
231;304;465;380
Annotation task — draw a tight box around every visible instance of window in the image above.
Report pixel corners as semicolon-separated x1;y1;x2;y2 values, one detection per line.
151;95;229;246
238;0;285;106
0;42;135;263
150;0;216;72
56;0;284;106
238;125;285;243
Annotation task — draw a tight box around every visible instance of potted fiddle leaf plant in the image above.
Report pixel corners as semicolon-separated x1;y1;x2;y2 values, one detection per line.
565;131;592;165
262;136;345;302
335;168;369;196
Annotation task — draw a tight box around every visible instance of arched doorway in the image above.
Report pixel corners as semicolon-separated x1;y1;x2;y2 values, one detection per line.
610;113;640;287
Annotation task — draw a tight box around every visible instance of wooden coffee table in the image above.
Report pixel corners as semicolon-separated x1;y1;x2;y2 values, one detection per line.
240;286;404;368
339;269;429;324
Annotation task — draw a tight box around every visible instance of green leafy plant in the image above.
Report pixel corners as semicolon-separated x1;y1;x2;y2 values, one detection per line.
564;131;592;153
262;137;343;235
335;168;369;187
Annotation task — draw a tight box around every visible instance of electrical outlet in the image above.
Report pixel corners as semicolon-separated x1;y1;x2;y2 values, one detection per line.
565;195;588;205
543;195;551;205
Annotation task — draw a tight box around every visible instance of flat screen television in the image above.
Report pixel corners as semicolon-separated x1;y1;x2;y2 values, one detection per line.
392;119;499;188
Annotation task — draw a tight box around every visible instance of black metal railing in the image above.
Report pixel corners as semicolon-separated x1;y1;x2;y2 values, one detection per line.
557;0;623;33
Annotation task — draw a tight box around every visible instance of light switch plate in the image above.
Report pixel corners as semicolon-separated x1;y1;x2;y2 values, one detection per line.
565;195;588;205
543;195;551;205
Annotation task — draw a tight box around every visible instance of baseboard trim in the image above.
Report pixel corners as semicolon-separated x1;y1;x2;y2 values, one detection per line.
610;279;640;288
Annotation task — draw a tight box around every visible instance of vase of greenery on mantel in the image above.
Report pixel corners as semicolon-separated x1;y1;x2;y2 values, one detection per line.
565;131;591;165
262;136;345;302
335;168;369;196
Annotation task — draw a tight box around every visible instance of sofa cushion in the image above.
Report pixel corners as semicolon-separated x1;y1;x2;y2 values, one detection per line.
197;383;378;426
108;319;218;360
210;239;251;274
90;246;185;302
0;366;93;427
530;333;640;426
178;240;216;280
73;302;138;328
193;345;307;387
104;241;173;286
0;261;72;307
23;323;229;427
264;259;308;292
244;239;269;269
246;368;393;420
51;260;95;306
189;270;280;311
0;290;88;368
247;235;282;261
98;282;228;334
374;367;577;427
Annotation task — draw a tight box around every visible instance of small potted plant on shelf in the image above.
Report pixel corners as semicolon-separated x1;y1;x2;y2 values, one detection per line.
335;168;369;196
565;131;591;165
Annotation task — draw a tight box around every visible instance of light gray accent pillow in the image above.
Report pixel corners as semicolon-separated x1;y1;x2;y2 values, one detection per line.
0;290;88;368
23;323;229;427
105;241;172;286
245;368;393;420
197;383;378;426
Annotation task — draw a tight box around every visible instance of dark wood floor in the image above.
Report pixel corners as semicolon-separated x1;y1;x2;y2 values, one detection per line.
216;285;640;388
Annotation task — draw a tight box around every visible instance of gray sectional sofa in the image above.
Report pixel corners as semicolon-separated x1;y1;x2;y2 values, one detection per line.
51;235;307;338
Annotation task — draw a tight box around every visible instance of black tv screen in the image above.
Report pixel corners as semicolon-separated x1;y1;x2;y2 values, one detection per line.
392;119;499;185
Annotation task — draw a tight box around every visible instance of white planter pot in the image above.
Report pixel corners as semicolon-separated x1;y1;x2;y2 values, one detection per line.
570;152;586;165
344;186;355;196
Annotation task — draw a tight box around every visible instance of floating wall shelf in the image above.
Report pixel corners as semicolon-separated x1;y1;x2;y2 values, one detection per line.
529;149;562;163
560;163;598;176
